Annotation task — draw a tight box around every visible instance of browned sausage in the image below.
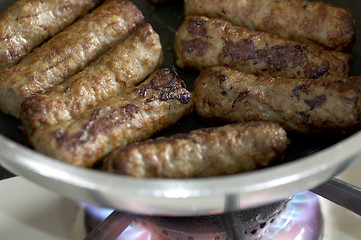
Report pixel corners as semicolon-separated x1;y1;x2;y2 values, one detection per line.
193;66;361;134
184;0;356;50
0;0;103;69
104;122;288;178
0;0;144;118
174;16;351;79
29;68;193;168
20;23;163;136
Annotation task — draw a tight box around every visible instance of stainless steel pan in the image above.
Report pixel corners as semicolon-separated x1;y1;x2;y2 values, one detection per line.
1;0;361;216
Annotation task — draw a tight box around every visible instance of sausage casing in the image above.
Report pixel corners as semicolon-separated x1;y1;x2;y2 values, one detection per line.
193;66;361;134
29;68;193;168
174;16;351;79
0;0;145;118
21;23;163;135
0;0;103;69
104;122;288;178
184;0;355;51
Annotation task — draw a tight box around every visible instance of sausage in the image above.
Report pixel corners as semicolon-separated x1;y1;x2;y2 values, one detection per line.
103;122;288;178
29;68;193;168
174;16;351;79
0;0;145;118
193;66;361;134
184;0;356;51
20;23;163;136
0;0;103;69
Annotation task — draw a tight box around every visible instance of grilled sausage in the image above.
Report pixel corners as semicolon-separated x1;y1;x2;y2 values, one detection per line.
29;68;193;168
104;122;288;178
193;66;361;134
21;23;163;136
174;16;351;79
0;0;145;118
184;0;355;51
0;0;103;69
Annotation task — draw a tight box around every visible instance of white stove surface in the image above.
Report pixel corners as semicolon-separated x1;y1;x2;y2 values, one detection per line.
0;177;85;240
1;160;361;240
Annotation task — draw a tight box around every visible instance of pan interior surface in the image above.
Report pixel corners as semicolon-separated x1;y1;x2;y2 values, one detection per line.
1;0;361;216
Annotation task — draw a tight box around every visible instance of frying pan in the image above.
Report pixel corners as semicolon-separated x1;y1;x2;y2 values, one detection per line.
1;0;361;216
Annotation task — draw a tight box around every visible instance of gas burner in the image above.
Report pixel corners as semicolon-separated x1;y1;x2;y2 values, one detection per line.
82;191;323;240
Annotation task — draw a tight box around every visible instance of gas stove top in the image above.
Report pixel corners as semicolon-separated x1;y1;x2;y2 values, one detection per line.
1;160;361;240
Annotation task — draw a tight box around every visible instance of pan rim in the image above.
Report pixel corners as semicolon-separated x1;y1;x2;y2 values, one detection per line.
1;129;360;215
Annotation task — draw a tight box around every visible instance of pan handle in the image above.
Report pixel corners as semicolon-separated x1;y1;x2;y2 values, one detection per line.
311;177;361;216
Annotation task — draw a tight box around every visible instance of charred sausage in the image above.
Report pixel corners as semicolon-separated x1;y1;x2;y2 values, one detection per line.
184;0;355;51
174;16;351;79
29;68;193;168
193;66;361;134
0;0;103;69
21;23;163;135
0;0;145;118
104;122;288;178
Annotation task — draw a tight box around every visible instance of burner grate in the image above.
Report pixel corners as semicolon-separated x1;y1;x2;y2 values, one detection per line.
83;192;324;240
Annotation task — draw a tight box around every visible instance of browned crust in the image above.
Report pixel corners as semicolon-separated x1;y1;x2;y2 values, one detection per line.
20;23;163;135
184;0;356;51
0;0;103;69
174;16;351;80
29;68;193;168
0;0;145;118
193;66;361;134
104;122;288;178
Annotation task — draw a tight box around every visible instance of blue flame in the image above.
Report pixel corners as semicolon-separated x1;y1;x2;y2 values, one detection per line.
265;191;323;240
81;191;323;240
